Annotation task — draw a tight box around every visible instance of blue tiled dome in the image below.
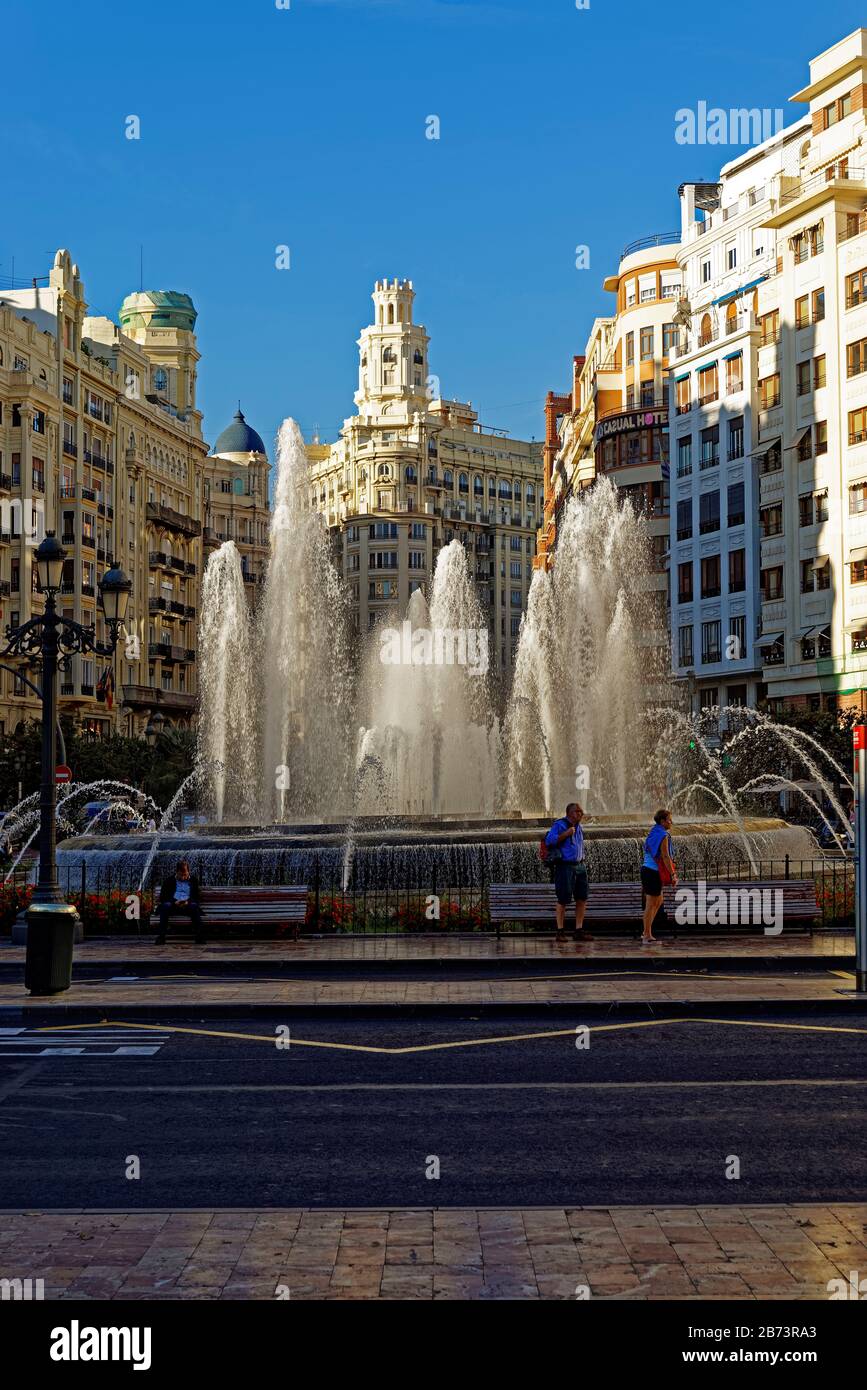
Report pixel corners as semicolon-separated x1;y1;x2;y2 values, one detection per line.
212;408;266;457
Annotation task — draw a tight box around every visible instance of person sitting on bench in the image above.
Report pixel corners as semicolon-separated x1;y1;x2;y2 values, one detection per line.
155;859;205;944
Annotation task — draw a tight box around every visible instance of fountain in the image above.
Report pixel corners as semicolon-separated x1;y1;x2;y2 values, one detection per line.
52;423;845;897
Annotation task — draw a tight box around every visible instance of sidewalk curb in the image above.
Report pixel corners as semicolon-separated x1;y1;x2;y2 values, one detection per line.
0;953;855;977
2;995;865;1024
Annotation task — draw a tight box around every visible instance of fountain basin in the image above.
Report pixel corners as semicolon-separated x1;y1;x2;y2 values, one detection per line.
56;815;822;894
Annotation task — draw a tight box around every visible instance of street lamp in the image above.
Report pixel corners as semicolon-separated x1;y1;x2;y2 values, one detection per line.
1;532;131;995
145;712;166;745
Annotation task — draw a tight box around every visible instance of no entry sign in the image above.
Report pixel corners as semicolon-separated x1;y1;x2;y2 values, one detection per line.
55;765;72;784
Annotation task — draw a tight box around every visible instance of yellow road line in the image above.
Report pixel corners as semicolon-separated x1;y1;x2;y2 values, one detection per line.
27;1014;867;1056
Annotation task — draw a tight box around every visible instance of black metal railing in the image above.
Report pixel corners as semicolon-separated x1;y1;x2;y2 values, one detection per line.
0;855;856;938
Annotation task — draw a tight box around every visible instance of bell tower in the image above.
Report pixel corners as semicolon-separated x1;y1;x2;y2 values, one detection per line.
354;278;430;420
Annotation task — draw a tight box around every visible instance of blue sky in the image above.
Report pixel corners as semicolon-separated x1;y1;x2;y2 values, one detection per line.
3;0;865;452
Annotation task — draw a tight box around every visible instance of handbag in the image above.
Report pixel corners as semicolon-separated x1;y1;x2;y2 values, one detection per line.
656;832;675;885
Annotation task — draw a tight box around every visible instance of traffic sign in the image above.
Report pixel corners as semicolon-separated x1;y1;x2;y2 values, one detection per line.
55;765;72;784
855;726;866;751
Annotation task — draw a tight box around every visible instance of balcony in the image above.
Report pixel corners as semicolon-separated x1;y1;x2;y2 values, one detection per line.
61;533;76;546
185;561;197;576
62;441;78;458
170;600;186;615
0;474;11;491
146;501;201;538
122;683;196;713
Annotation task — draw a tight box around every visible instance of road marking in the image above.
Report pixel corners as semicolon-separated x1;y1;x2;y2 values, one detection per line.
2;1026;169;1058
54;1014;867;1058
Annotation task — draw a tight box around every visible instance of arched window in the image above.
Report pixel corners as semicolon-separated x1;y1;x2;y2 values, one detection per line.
443;469;453;487
388;304;395;324
526;484;535;502
233;477;244;495
459;472;469;493
699;312;712;346
382;346;395;363
725;300;737;334
405;465;417;482
153;368;168;394
397;304;403;322
413;348;423;364
474;475;483;494
378;463;389;477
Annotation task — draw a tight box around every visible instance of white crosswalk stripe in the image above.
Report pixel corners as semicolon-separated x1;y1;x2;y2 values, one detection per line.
0;1028;169;1058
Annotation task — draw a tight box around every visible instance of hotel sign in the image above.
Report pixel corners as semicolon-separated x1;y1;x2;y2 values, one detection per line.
595;407;668;445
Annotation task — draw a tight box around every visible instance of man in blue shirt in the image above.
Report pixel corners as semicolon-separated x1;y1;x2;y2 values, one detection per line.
544;802;593;938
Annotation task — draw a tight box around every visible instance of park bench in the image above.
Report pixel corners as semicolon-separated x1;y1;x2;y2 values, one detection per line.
149;885;309;940
487;879;819;936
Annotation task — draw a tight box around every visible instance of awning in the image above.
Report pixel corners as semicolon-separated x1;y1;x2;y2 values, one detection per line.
787;427;811;452
711;274;769;306
800;626;819;640
846;619;867;633
851;546;867;563
697;361;716;373
674;373;690;383
813;554;830;568
757;631;784;647
723;350;742;361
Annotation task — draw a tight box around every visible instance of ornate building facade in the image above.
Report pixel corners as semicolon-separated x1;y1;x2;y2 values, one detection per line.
306;279;543;695
0;251;209;736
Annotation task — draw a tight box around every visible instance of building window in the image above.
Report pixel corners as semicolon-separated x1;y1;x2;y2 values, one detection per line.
758;374;780;410
847;338;867;378
761;566;784;601
727;481;745;527
699;491;720;534
729;549;746;593
725;353;742;394
698;363;718;405
814;355;826;389
677;561;693;604
795;295;809;329
850;408;867;446
675;376;691;414
796;361;811;396
759;310;779;346
676;436;692;477
701;620;721;664
700;554;721;598
625;332;634;365
678;625;693;666
729;615;746;660
815;421;827;455
640;326;653;361
676;498;692;540
760;504;783;537
728;416;744;460
699;426;719;469
846;268;867;308
812;287;825;323
701;259;711;284
662;323;678;355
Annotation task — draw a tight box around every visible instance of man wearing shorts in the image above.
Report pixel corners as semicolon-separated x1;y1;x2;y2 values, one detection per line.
544;802;593;939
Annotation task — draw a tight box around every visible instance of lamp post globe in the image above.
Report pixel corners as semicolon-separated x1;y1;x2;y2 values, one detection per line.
35;532;66;593
98;562;132;629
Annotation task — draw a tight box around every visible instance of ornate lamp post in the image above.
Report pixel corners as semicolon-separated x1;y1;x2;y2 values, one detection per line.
1;533;131;994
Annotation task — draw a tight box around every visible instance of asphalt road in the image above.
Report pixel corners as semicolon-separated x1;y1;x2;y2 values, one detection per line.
1;1012;866;1209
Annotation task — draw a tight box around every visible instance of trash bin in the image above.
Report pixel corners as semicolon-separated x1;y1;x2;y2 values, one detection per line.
24;904;79;995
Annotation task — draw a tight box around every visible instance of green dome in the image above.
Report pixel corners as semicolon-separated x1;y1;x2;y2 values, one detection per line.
119;290;197;333
212;409;266;457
